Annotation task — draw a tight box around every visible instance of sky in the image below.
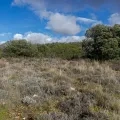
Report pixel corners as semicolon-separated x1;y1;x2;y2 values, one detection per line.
0;0;120;44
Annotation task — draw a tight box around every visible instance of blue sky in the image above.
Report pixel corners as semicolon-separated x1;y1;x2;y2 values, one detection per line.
0;0;120;44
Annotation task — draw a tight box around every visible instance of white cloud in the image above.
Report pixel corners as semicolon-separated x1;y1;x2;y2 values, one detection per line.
47;13;81;35
77;17;102;27
12;0;120;13
12;0;101;35
109;13;120;25
13;0;81;35
12;0;49;18
13;32;85;44
25;32;52;44
13;34;23;40
77;17;97;24
13;32;52;44
58;36;85;43
0;41;6;45
47;13;101;35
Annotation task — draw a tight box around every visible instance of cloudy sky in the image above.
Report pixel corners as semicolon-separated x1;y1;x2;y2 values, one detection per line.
0;0;120;44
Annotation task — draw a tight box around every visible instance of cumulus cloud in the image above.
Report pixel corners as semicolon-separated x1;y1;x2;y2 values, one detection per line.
46;13;101;35
13;34;23;40
25;32;52;44
46;13;81;35
108;13;120;25
13;32;85;44
13;32;52;44
12;0;103;35
57;36;85;43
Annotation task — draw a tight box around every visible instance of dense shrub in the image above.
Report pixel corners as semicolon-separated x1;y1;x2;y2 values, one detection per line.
82;24;120;60
0;49;2;58
58;93;108;120
1;40;82;59
82;39;94;59
37;42;82;60
2;40;39;57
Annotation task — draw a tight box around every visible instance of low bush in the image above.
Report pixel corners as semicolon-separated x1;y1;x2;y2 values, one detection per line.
37;42;82;60
1;40;82;60
2;40;39;57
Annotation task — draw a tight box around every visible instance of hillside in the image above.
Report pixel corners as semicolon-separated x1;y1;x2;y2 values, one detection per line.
0;58;120;120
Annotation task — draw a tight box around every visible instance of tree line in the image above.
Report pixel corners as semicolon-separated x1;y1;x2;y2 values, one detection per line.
0;40;82;60
0;24;120;60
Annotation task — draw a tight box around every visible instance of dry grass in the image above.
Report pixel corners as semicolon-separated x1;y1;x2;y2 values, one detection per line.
0;58;120;120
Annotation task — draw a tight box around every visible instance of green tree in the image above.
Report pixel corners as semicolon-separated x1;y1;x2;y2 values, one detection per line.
82;39;94;58
83;24;120;60
3;40;39;57
101;38;119;60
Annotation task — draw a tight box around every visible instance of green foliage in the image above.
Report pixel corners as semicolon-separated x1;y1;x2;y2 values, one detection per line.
37;42;82;60
0;106;9;120
2;23;120;61
2;40;39;57
112;24;120;38
85;24;113;39
0;48;2;58
101;38;119;60
1;40;82;59
83;24;120;60
112;24;120;47
82;39;94;58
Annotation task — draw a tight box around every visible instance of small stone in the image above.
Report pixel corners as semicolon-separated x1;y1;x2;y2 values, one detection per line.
21;96;36;106
70;87;75;91
33;94;38;98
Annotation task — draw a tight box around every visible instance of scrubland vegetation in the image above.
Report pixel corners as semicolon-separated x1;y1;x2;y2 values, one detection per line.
0;24;120;60
0;40;82;60
0;24;120;120
0;58;120;120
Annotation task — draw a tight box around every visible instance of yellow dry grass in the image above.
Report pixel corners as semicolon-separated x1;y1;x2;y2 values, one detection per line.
0;58;119;120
